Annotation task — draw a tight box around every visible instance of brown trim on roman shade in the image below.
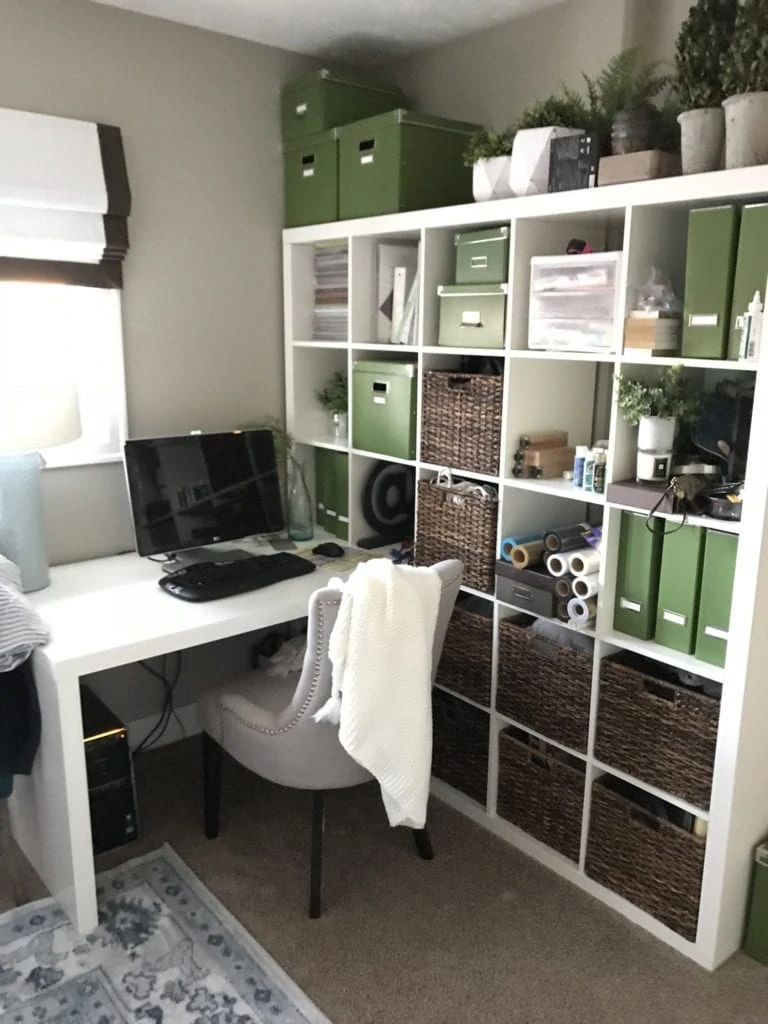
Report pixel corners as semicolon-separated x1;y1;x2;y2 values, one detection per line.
97;123;132;217
0;257;122;289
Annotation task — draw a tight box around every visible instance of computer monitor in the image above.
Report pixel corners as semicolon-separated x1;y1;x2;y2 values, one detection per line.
123;429;284;558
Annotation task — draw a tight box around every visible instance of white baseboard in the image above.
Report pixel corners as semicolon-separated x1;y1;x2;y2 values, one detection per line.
128;702;202;751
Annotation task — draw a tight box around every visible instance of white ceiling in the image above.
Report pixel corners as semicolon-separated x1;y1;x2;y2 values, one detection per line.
90;0;565;63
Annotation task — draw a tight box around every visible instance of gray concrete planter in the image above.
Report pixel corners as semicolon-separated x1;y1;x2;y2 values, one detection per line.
723;92;768;169
678;108;725;174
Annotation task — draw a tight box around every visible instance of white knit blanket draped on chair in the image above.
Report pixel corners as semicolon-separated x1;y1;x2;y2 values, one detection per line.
314;559;441;829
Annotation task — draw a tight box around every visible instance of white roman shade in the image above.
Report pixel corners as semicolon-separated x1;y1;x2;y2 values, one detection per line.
0;107;131;288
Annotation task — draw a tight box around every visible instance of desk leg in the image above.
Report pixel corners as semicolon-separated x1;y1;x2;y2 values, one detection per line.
9;654;97;934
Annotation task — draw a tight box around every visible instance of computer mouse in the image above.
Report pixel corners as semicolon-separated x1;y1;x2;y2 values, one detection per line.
312;542;345;558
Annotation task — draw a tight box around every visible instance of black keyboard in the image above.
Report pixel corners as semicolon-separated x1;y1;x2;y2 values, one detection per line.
159;552;316;602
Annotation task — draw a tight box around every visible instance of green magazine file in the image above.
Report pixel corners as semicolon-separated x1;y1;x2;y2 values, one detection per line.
744;840;768;965
681;205;739;360
728;203;768;359
695;529;738;668
655;524;706;654
332;451;349;542
314;448;327;530
613;512;664;640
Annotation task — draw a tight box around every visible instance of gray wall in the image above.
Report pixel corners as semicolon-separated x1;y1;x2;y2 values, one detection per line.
388;0;632;130
0;0;313;565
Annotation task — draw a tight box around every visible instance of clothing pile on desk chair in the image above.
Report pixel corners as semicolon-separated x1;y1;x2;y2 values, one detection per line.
314;558;441;830
0;554;48;799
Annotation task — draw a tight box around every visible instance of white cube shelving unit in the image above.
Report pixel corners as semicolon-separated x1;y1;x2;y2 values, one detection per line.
283;167;768;970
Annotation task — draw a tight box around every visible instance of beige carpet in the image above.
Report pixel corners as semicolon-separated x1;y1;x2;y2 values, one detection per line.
3;738;768;1023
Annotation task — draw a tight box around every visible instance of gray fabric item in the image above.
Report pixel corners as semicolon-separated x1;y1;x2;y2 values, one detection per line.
198;559;463;793
0;554;49;672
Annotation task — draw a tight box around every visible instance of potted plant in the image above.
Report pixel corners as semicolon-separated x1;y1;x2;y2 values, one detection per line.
508;93;593;196
616;366;701;482
583;48;671;155
675;0;738;174
463;126;516;201
721;0;768;168
315;371;348;438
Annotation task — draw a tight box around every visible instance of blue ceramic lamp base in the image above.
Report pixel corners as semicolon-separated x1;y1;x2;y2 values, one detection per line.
0;453;50;592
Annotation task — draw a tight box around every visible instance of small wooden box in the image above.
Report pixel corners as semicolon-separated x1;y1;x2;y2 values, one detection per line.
624;312;681;356
598;151;681;187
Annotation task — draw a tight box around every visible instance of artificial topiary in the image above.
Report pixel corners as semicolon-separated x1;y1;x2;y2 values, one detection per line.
675;0;739;109
721;0;768;97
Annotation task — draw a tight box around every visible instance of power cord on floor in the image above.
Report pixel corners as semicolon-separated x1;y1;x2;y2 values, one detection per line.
133;651;184;754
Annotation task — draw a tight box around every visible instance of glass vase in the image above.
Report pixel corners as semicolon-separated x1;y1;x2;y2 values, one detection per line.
287;457;314;542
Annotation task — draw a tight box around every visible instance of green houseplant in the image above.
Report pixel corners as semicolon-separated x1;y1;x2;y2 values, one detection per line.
315;371;348;438
675;0;738;173
464;126;516;201
616;366;701;483
721;0;768;167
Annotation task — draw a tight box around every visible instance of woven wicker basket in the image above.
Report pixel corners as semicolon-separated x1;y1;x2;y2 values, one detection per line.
497;728;585;862
496;615;592;752
421;371;503;476
586;778;706;942
415;480;498;593
436;603;494;707
432;689;489;805
595;654;720;809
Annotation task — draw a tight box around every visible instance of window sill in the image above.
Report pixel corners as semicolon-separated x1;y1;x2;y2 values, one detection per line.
43;451;124;470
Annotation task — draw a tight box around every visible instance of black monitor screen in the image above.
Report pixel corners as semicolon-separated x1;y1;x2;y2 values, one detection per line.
123;430;284;557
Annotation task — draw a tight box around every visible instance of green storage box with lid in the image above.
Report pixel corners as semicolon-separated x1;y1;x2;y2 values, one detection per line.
283;129;339;227
338;110;479;220
437;284;507;348
455;226;510;285
695;529;738;667
728;202;768;359
352;360;417;460
280;68;405;142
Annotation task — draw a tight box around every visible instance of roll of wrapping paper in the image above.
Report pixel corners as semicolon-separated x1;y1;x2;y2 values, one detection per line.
568;547;601;577
510;540;545;569
499;532;544;561
567;596;597;626
554;575;575;599
546;553;569;577
544;522;592;553
573;572;599;599
557;600;571;622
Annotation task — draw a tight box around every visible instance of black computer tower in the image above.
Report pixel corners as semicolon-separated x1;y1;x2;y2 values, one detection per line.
80;685;138;855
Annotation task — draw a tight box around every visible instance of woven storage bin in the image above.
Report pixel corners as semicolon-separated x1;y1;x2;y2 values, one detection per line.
432;689;489;804
415;480;497;592
496;615;592;752
421;371;503;476
497;728;585;862
595;654;719;809
586;778;706;941
436;602;494;706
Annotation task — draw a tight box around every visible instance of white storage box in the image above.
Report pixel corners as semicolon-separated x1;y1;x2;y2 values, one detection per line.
529;252;622;352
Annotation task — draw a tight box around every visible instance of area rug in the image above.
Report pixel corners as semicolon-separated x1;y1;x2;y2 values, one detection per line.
0;845;330;1024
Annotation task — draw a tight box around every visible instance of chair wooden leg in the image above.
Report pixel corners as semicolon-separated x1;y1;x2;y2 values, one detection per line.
309;790;325;919
203;732;223;839
413;827;434;861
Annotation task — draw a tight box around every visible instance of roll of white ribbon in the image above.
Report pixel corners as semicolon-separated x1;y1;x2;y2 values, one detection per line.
568;547;601;577
573;573;599;599
546;553;569;577
568;596;597;626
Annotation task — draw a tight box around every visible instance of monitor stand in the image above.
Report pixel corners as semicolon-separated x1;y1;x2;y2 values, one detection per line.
166;546;254;568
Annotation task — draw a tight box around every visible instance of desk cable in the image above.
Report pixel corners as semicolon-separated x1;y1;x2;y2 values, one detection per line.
133;652;184;754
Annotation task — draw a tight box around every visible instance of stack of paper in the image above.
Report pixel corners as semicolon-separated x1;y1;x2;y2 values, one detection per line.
312;245;348;341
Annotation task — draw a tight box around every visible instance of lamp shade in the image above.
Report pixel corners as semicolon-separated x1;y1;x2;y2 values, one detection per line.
0;379;81;453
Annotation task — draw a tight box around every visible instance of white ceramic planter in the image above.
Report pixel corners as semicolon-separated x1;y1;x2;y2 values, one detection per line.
638;415;676;452
472;156;514;202
678;108;725;175
723;92;768;169
332;412;348;439
509;127;583;196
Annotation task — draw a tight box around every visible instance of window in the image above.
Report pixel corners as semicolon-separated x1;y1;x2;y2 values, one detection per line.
0;281;126;467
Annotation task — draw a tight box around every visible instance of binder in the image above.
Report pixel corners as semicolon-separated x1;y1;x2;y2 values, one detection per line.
613;512;664;640
681;205;740;360
695;530;738;667
333;451;349;541
728;203;768;359
654;525;706;654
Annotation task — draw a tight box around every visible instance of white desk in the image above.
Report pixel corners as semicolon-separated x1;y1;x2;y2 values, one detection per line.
9;550;332;935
